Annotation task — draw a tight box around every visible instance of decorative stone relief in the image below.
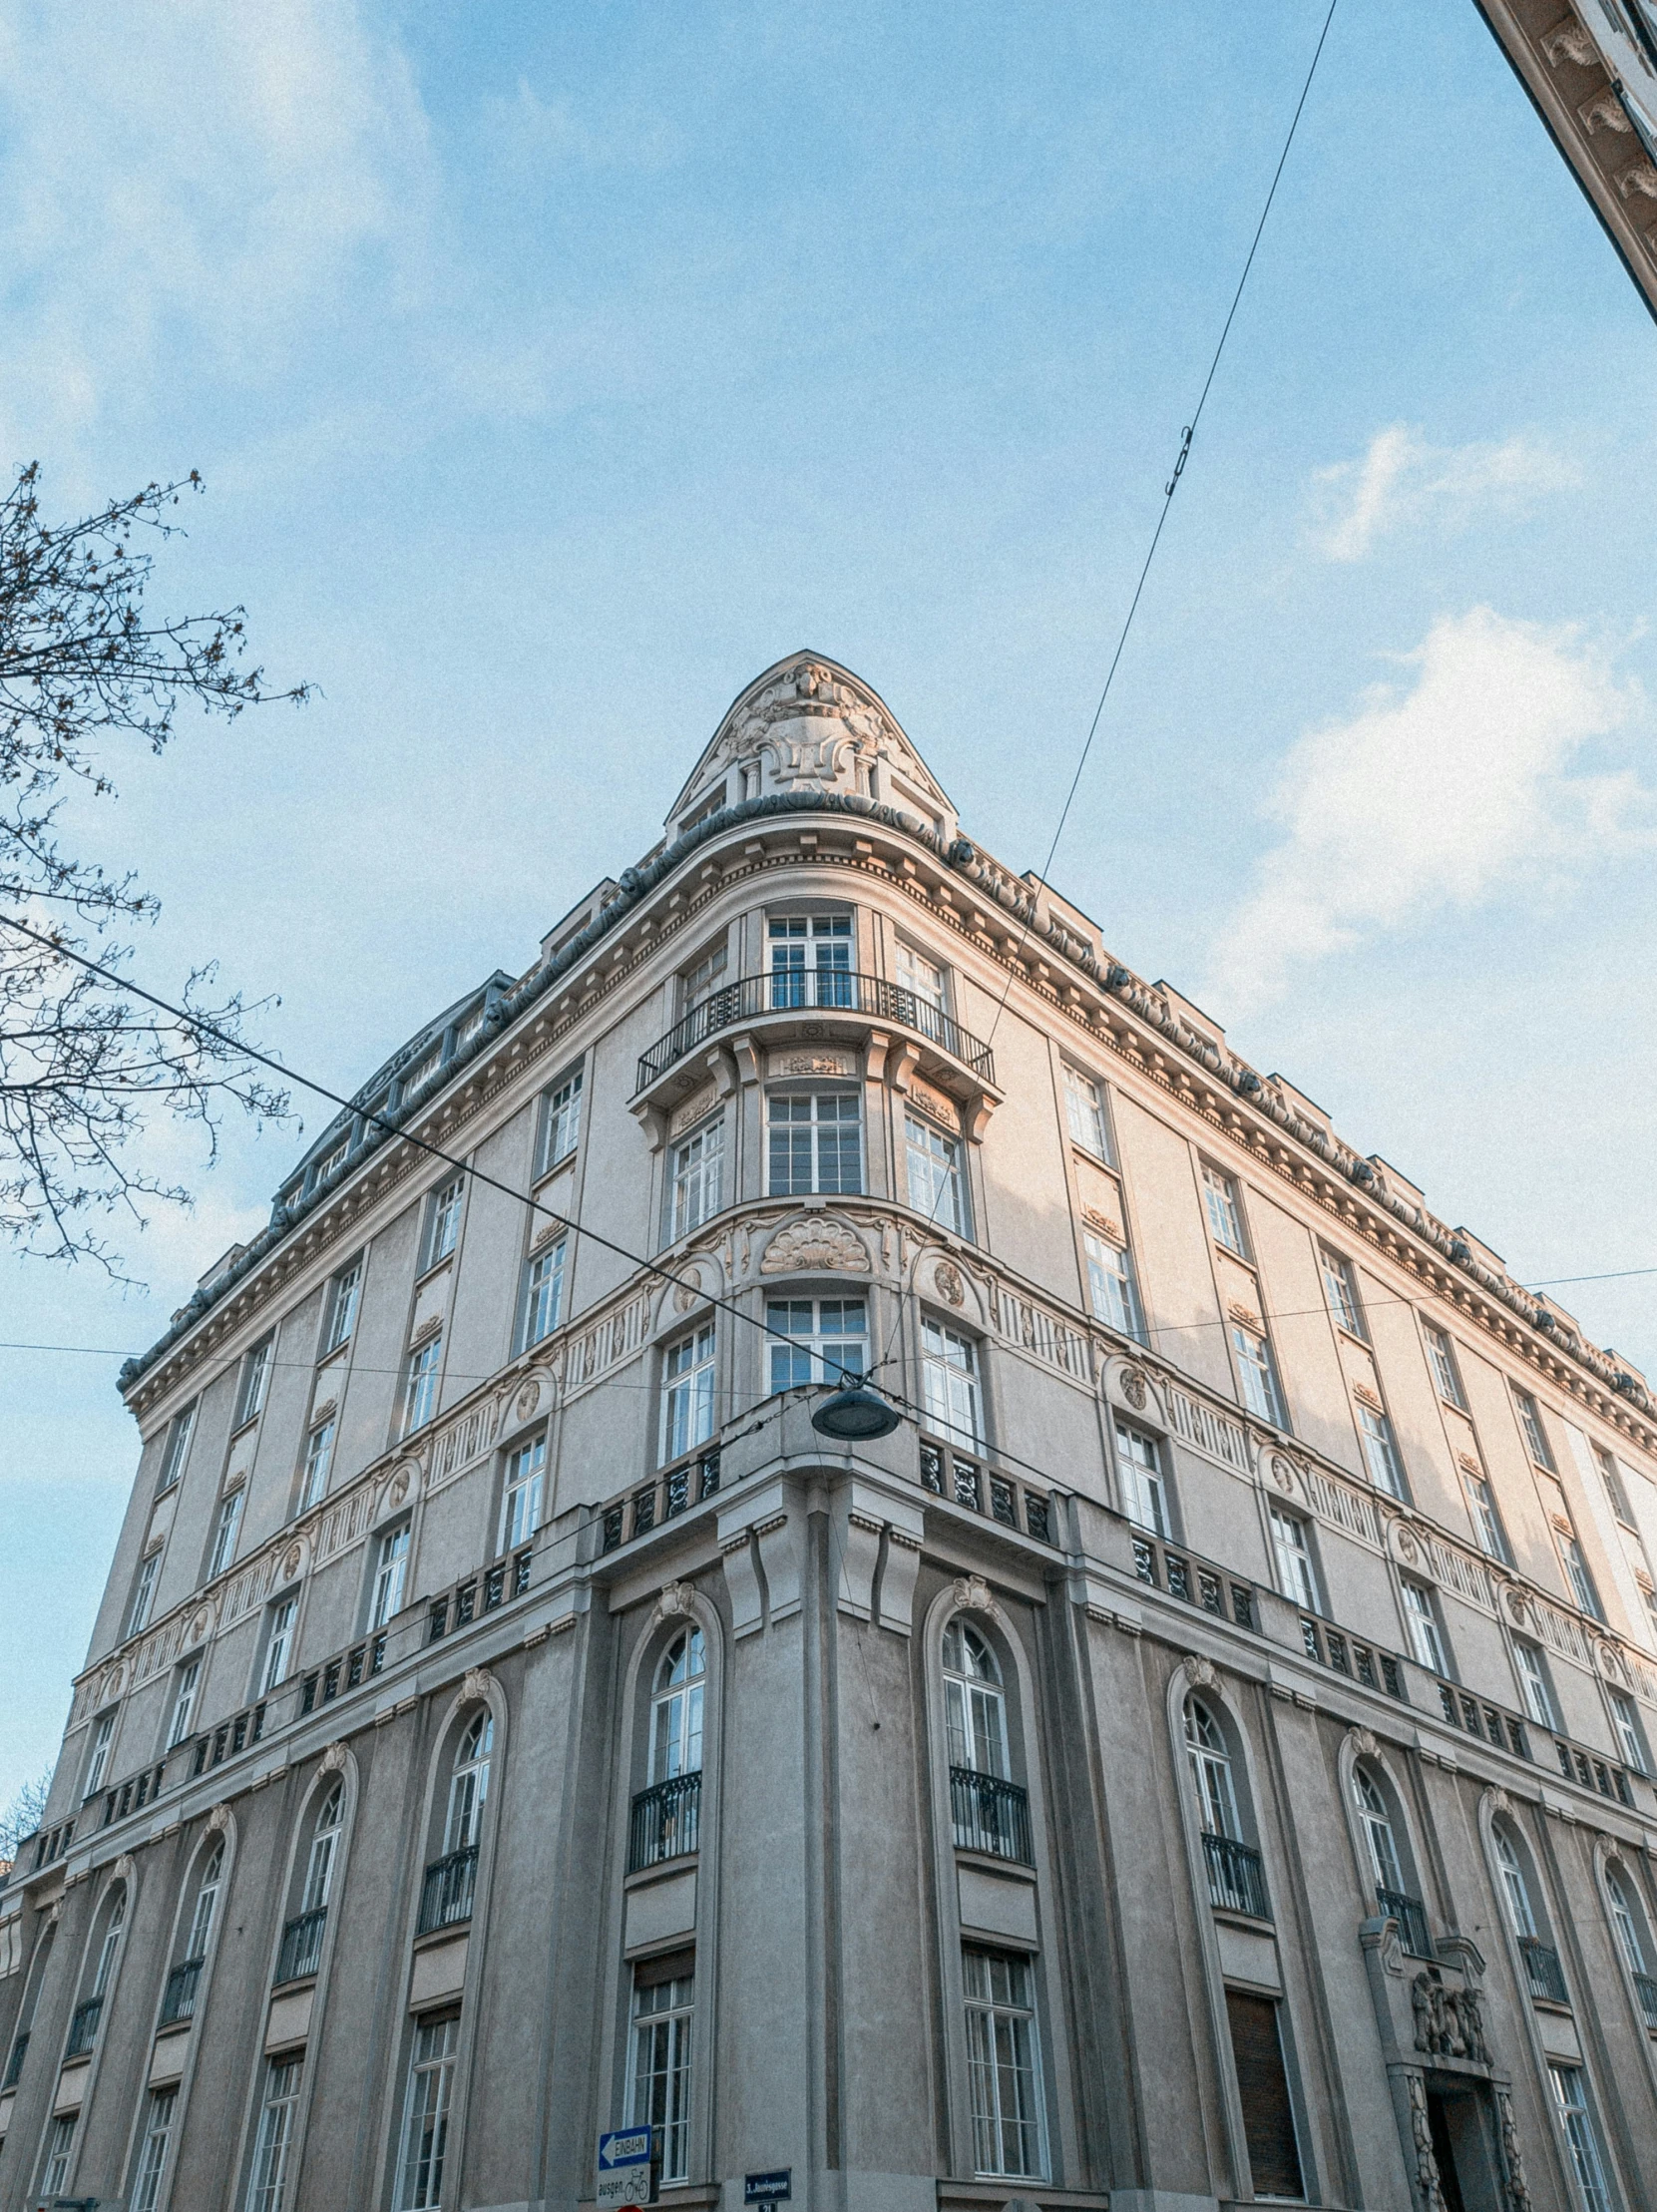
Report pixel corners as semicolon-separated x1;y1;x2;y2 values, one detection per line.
1411;1973;1488;2064
1184;1654;1218;1691
671;1265;703;1315
907;1075;961;1131
770;1049;857;1081
934;1259;966;1309
1579;89;1631;133
1119;1366;1149;1412
667;1081;719;1137
1495;2086;1532;2212
189;1609;212;1646
1270;1452;1299;1493
1619;160;1657;202
652;1580;698;1625
310;1397;338;1428
319;1742;348;1774
388;1467;412;1509
461;1668;493;1706
207;1803;231;1833
409;1313;443;1346
952;1573;999;1618
761;1216;870;1274
1541;16;1596;68
1347;1725;1381;1761
114;1853;137;1884
1406;2071;1448;2212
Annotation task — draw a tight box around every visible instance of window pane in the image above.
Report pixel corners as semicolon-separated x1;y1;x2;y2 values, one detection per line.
395;2016;460;2212
1202;1166;1245;1255
1085;1234;1143;1340
962;1949;1043;2178
1062;1066;1109;1157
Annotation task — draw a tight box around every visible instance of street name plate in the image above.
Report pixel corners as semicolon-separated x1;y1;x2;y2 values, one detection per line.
745;2172;792;2204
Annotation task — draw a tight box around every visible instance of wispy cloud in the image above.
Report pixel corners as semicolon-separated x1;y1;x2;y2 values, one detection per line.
1203;608;1653;1013
1312;424;1577;562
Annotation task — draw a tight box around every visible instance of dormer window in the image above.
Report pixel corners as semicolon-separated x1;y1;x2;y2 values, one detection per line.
678;782;726;837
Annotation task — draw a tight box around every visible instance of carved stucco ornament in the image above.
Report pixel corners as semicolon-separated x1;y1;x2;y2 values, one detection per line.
1270;1452;1300;1494
1118;1366;1149;1412
516;1378;544;1422
207;1803;231;1833
1406;2070;1449;2212
1489;1786;1512;1818
1496;2086;1531;2212
934;1259;966;1309
320;1741;349;1774
672;1263;704;1315
951;1573;998;1618
653;1580;698;1625
462;1668;494;1706
1347;1725;1381;1761
114;1853;137;1884
1184;1654;1218;1692
760;1216;870;1275
281;1544;304;1582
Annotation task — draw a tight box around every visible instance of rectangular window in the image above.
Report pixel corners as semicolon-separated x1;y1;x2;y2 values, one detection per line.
1225;1990;1305;2202
403;1336;442;1435
209;1488;244;1577
519;1243;566;1351
669;1115;724;1240
768;1090;862;1196
394;2013;460;2212
1513;1387;1555;1470
157;1403;197;1494
895;939;948;1015
501;1437;546;1551
1320;1248;1365;1337
1357;1405;1407;1498
370;1527;410;1630
922;1318;983;1448
1465;1470;1508;1561
41;2113;77;2198
1547;2065;1610;2212
536;1067;584;1177
1271;1510;1321;1613
680;939;728;1011
1202;1164;1247;1256
168;1658;202;1748
129;1548;163;1636
1423;1322;1466;1408
1084;1233;1143;1341
1514;1642;1559;1732
320;1258;363;1356
235;1337;274;1428
1559;1531;1603;1620
300;1419;335;1512
629;1953;694;2185
315;1135;348;1182
905;1111;970;1237
1402;1581;1448;1675
85;1712;116;1797
769;912;853;1008
1231;1325;1285;1426
403;1045;443;1096
263;1596;299;1693
962;1949;1045;2179
1062;1064;1110;1158
423;1175;465;1270
245;2053;304;2212
132;2086;178;2212
1114;1421;1170;1538
663;1325;717;1461
1609;1690;1648;1775
1593;1443;1635;1527
766;1298;868;1393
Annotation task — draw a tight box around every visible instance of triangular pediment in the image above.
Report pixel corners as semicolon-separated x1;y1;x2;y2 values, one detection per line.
664;653;958;842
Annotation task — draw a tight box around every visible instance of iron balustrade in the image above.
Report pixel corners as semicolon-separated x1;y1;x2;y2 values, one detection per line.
418;1844;480;1936
1300;1618;1408;1703
628;1773;702;1871
65;1996;103;2058
160;1958;204;2026
300;1632;387;1715
428;1549;534;1642
274;1906;327;1985
1377;1887;1434;1959
1633;1970;1657;2031
1131;1528;1257;1632
29;1821;73;1871
1520;1936;1569;2005
98;1758;169;1829
2;2032;27;2089
949;1766;1034;1865
1434;1680;1532;1763
919;1437;1053;1547
192;1701;266;1779
636;971;996;1092
1202;1832;1271;1921
603;1449;721;1554
1551;1735;1634;1808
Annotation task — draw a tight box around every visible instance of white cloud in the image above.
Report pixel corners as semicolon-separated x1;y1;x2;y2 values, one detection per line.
1203;608;1654;1013
1312;423;1577;562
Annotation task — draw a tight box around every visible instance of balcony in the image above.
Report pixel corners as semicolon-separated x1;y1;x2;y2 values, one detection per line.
274;1906;327;1986
628;1773;702;1872
1300;1617;1407;1703
603;1448;721;1554
65;1995;102;2058
299;1632;387;1715
3;2031;27;2089
1520;1935;1569;2005
191;1699;266;1780
1551;1736;1634;1809
1633;1970;1657;2032
1377;1886;1434;1959
1202;1832;1271;1921
1131;1527;1258;1633
949;1766;1033;1865
919;1436;1053;1547
635;970;996;1095
160;1958;204;2026
418;1844;479;1936
428;1548;533;1642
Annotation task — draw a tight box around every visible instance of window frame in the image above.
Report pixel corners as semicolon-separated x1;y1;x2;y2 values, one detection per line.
764;1296;868;1395
129;1546;163;1636
208;1486;245;1578
1512;1385;1556;1471
1113;1419;1172;1539
1464;1467;1509;1562
1548;2063;1612;2212
1320;1246;1366;1338
1400;1579;1449;1676
422;1175;466;1273
662;1323;717;1463
627;1951;696;2184
1513;1640;1560;1733
393;2010;461;2212
904;1107;971;1238
1607;1688;1649;1776
766;1085;863;1198
1200;1162;1248;1257
368;1524;411;1631
320;1256;363;1357
668;1111;725;1242
1356;1403;1408;1499
535;1064;585;1180
299;1417;335;1512
131;2084;178;2212
1084;1230;1143;1341
921;1316;984;1450
961;1946;1048;2181
1423;1321;1467;1409
1061;1062;1111;1160
262;1594;300;1694
167;1656;203;1749
1231;1322;1286;1427
1270;1509;1322;1614
500;1435;546;1553
156;1402;197;1495
244;2051;304;2212
518;1240;567;1353
402;1333;443;1436
85;1710;117;1798
234;1335;275;1430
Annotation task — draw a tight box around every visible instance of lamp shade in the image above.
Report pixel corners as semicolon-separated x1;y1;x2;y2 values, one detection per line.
810;1385;902;1442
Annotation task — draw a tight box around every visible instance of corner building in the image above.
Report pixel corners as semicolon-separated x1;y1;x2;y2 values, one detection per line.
6;654;1657;2212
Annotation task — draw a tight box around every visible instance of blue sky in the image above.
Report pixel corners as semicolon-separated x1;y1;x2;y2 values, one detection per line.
3;0;1655;1806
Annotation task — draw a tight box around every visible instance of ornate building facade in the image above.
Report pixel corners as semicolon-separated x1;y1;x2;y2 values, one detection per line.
3;653;1657;2212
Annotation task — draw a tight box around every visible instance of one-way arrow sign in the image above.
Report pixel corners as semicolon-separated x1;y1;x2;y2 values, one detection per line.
596;2127;654;2210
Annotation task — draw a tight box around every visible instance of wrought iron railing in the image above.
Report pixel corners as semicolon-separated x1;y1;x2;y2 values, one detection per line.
1520;1935;1569;2004
1131;1528;1257;1632
949;1766;1034;1865
1551;1735;1634;1808
2;2031;27;2088
1300;1617;1407;1702
1378;1886;1434;1959
96;1759;169;1829
65;1995;103;2058
1202;1832;1271;1921
191;1700;266;1779
636;971;996;1092
418;1844;480;1936
919;1436;1053;1547
628;1773;702;1871
160;1957;204;2026
1633;1969;1657;2031
428;1549;534;1641
274;1906;327;1985
299;1632;387;1715
603;1449;721;1553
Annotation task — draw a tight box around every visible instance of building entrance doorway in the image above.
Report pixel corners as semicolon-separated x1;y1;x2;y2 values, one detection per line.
1426;2080;1502;2212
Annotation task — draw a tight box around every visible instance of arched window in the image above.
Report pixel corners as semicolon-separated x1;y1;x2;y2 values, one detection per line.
188;1842;224;1962
1492;1827;1537;1939
91;1891;126;1998
1185;1698;1240;1839
1353;1768;1404;1893
67;1889;124;2057
1606;1863;1653;1979
650;1632;705;1783
302;1786;343;1913
445;1713;494;1853
943;1619;1008;1778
